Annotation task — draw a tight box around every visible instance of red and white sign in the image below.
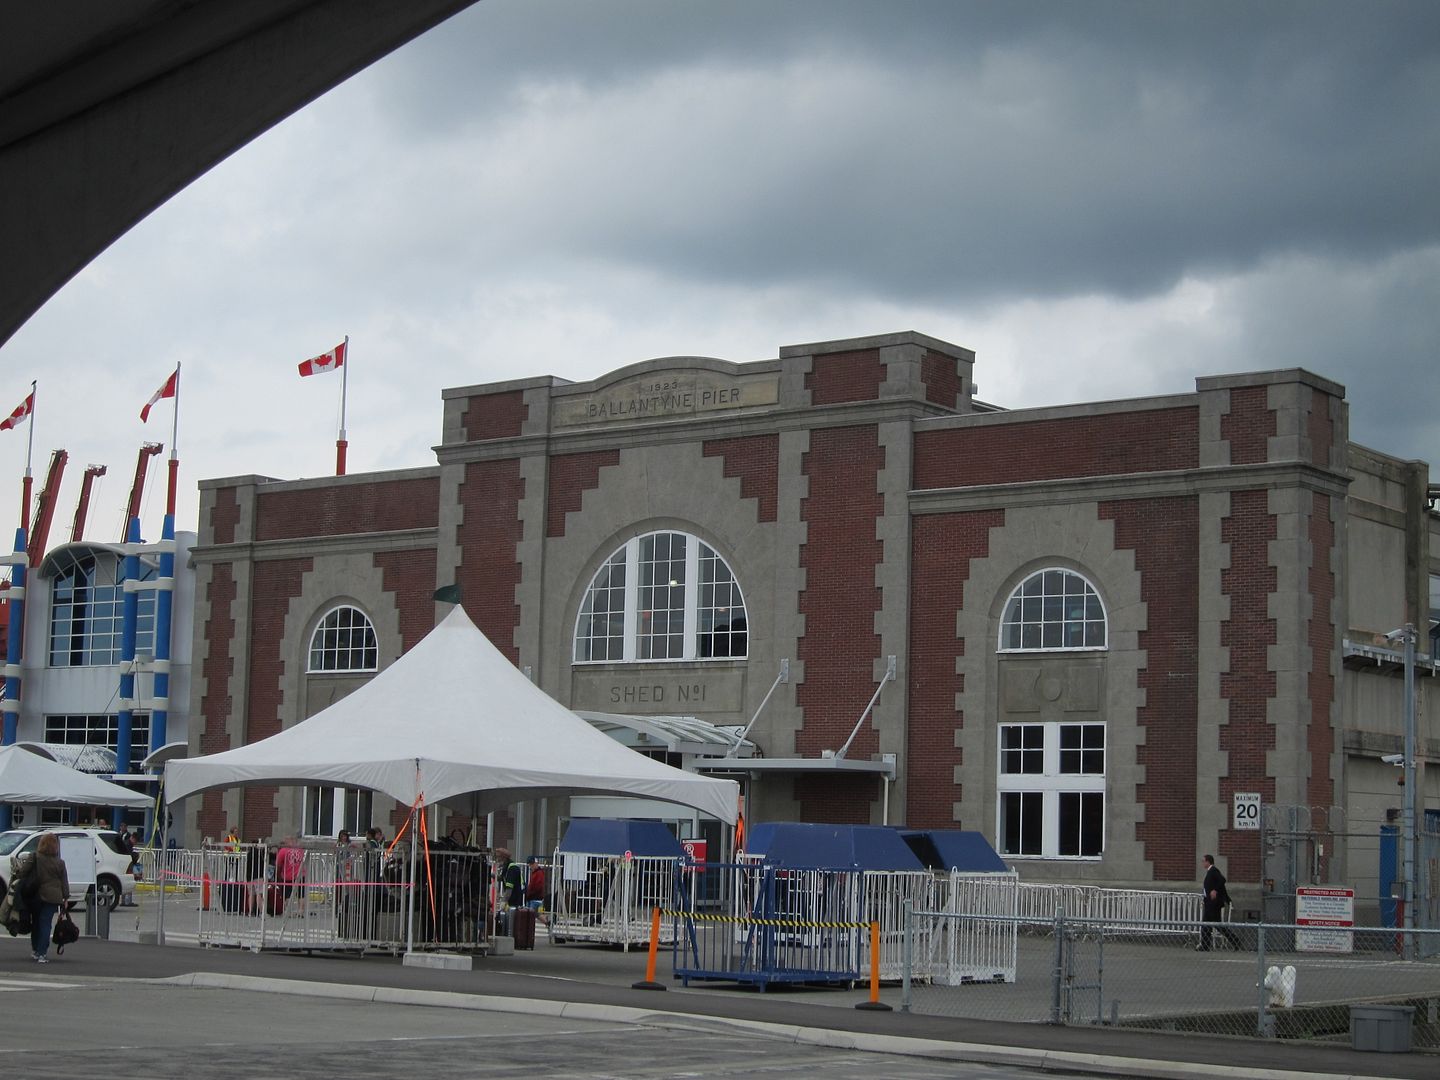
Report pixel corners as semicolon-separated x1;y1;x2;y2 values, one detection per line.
1296;886;1354;953
681;838;708;868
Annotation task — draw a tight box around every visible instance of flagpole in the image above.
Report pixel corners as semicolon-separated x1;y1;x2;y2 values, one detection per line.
167;364;181;517
335;335;349;476
20;380;35;533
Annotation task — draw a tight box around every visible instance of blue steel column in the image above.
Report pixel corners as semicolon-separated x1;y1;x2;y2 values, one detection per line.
114;516;141;829
0;527;27;830
144;513;176;844
150;512;175;753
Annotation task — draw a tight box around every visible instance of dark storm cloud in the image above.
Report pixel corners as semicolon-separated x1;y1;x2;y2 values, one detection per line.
372;0;1440;307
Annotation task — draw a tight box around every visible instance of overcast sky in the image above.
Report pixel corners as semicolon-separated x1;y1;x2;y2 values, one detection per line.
2;0;1437;548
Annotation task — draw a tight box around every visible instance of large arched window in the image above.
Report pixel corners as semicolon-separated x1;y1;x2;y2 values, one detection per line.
48;551;157;667
574;531;748;663
307;605;378;672
999;568;1107;651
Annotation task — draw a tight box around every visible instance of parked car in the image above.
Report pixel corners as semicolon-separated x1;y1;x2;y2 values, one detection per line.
0;828;136;910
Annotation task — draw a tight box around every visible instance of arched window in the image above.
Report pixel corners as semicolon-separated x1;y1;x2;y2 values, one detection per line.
308;606;378;672
574;531;748;663
48;551;157;667
999;568;1106;651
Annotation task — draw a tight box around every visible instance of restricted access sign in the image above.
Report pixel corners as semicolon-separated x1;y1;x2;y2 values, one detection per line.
1296;886;1354;953
1233;792;1261;831
681;838;708;873
681;838;707;864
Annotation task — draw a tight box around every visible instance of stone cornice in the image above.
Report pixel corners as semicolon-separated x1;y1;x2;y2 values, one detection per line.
909;461;1352;515
190;526;437;565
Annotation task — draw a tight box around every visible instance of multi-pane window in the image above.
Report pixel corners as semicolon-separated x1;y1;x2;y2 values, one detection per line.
575;549;627;661
638;532;687;660
44;713;151;754
997;722;1106;858
574;531;748;663
303;785;373;838
308;606;378;672
698;545;747;658
999;569;1106;651
48;552;157;666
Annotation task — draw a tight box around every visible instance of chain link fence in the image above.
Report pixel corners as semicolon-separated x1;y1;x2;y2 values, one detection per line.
902;908;1440;1050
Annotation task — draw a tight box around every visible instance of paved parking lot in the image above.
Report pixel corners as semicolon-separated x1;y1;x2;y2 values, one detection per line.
0;975;1046;1080
11;894;1435;1080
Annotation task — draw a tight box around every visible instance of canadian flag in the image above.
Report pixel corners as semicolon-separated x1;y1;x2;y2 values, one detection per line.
298;340;346;377
141;367;179;423
0;391;33;432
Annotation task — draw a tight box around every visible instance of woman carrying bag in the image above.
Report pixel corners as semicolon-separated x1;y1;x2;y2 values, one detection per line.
28;832;72;963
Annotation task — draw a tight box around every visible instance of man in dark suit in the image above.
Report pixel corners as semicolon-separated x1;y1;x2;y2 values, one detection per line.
1199;853;1233;950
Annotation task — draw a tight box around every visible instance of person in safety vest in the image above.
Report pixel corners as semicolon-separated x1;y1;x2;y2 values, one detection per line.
496;848;525;908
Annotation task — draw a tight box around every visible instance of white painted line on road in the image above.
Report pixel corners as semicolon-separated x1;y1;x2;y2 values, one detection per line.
0;979;78;991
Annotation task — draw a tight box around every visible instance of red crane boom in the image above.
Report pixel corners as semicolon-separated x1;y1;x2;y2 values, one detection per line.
70;464;107;542
123;443;163;538
27;448;68;567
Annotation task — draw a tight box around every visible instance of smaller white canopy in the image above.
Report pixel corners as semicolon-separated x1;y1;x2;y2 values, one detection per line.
0;744;153;809
164;605;738;823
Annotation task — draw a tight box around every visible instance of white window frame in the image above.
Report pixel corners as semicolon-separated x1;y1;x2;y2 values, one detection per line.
302;785;373;839
307;605;379;673
573;531;748;664
996;721;1106;859
48;552;158;667
998;568;1108;652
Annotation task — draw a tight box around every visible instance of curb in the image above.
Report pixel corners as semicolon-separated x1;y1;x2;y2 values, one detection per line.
156;972;1365;1080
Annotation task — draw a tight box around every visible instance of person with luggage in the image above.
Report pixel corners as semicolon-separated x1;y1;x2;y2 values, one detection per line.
26;832;71;963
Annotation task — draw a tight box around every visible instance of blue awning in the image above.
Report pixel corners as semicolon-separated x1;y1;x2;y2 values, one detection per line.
900;829;1008;872
556;818;685;858
742;822;925;871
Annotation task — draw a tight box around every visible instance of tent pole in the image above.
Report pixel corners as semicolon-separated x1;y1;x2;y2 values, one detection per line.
156;794;169;947
405;803;418;955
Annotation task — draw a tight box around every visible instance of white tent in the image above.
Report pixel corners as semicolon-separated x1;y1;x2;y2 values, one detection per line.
0;744;152;809
163;605;738;823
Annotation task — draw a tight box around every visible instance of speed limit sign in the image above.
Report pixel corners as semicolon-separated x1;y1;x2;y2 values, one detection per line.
1233;792;1261;831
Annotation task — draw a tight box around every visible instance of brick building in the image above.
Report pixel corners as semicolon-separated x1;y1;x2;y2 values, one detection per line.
187;331;1437;911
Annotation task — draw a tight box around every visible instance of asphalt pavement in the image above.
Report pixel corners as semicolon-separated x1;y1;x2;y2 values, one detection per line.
4;896;1433;1080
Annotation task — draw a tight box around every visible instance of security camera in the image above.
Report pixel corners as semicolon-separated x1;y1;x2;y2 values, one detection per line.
1382;753;1404;766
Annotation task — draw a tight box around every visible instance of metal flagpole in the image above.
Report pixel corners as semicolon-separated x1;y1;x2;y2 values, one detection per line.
21;380;35;531
335;336;349;476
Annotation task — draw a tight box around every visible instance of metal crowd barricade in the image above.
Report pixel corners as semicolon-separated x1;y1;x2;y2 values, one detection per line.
549;851;679;950
672;863;868;989
192;841;488;953
928;871;1020;984
1086;885;1201;926
412;846;491;950
860;869;937;981
138;847;205;895
1013;881;1200;926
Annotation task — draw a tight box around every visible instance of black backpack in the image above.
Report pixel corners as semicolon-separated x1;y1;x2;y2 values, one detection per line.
52;911;79;953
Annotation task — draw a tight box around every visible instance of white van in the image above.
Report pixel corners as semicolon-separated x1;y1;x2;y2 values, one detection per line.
0;828;136;910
